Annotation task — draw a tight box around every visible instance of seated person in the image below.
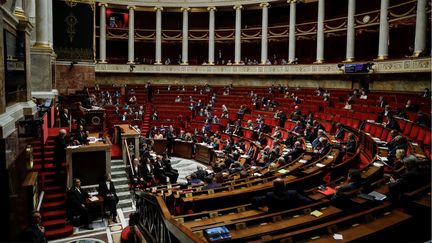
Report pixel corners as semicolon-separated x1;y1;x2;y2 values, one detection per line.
342;133;357;154
388;155;431;201
98;174;119;223
252;178;312;212
22;211;46;243
162;154;179;183
130;158;145;186
334;123;345;141
331;170;363;204
188;173;204;186
73;125;89;145
201;175;222;190
67;178;93;230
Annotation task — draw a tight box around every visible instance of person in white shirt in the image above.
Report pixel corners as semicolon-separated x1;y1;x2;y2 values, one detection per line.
98;174;118;223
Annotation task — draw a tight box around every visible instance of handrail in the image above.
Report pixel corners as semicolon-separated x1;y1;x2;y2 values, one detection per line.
135;191;206;243
124;139;134;176
37;191;45;211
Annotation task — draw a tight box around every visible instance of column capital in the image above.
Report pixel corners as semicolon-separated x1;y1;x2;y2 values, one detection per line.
98;3;108;7
260;2;270;8
154;6;164;11
287;0;302;4
127;5;136;10
181;7;191;12
207;6;217;11
233;5;243;10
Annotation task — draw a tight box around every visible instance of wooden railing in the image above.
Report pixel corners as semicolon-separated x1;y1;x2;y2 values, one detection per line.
135;191;206;243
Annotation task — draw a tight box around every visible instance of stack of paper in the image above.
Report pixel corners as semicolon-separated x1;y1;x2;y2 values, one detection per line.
310;210;323;217
316;163;325;168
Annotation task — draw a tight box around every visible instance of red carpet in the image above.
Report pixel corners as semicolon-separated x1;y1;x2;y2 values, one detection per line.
111;144;122;159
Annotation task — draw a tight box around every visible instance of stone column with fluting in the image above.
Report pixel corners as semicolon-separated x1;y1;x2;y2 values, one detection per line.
288;0;297;64
35;0;49;48
155;6;163;64
47;0;53;47
99;3;107;63
14;0;27;20
234;5;242;64
345;0;356;62
315;0;325;63
377;0;389;60
413;0;427;57
24;0;36;45
181;7;190;65
260;2;269;64
208;7;216;65
127;6;135;64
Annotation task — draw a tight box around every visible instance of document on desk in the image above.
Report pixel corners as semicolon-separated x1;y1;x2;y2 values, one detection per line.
89;196;99;202
310;210;323;217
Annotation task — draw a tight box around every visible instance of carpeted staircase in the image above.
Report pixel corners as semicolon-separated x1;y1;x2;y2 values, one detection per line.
31;133;73;240
140;104;152;137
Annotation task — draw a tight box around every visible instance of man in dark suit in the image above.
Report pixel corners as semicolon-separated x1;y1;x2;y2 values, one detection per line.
334;123;345;141
22;211;47;243
98;174;119;223
388;155;431;201
252;178;312;212
141;158;156;184
53;129;67;182
332;170;363;205
67;178;93;230
344;133;357;154
283;141;304;162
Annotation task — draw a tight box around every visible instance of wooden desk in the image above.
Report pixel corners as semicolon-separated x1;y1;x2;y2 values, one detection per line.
153;139;167;154
86;195;104;223
174;140;193;159
196;143;214;165
66;134;111;188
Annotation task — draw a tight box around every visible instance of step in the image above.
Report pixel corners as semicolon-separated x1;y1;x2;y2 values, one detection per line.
42;218;66;228
45;225;73;240
43;186;66;193
112;177;128;183
41;210;67;220
117;191;131;201
111;170;125;176
118;198;133;209
45;193;66;201
42;201;65;210
111;165;125;169
115;184;130;193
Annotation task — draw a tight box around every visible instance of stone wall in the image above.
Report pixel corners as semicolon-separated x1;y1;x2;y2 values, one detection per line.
55;62;96;95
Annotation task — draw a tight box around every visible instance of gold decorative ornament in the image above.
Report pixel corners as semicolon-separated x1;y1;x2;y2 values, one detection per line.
91;116;101;125
65;13;78;42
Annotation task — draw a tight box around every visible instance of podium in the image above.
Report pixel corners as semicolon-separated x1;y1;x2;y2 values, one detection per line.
115;124;140;161
66;134;111;188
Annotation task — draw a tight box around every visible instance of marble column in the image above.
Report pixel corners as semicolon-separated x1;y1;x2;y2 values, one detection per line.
24;0;36;45
208;7;216;65
34;0;49;48
413;0;427;57
315;0;325;63
234;5;242;64
127;6;135;64
47;0;53;47
14;0;26;20
260;3;269;64
377;0;389;60
99;3;107;63
181;7;190;65
155;7;163;64
345;0;356;62
288;0;297;64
